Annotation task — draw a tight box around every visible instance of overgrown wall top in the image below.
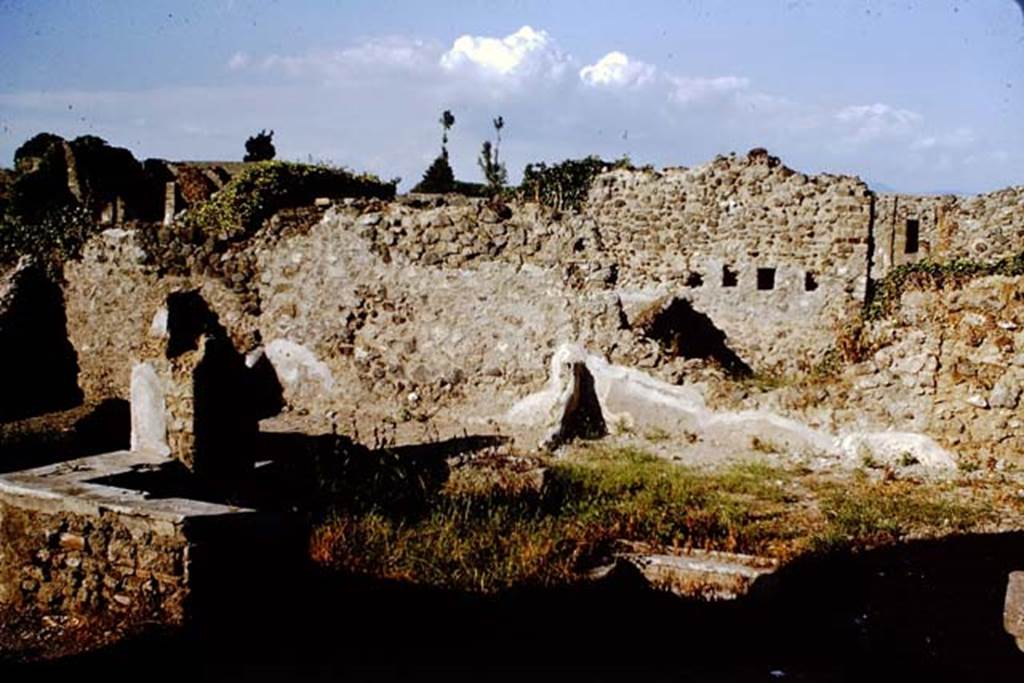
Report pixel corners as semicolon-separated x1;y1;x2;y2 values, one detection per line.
873;187;1024;277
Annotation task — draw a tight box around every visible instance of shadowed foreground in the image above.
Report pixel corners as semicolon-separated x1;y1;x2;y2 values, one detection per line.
3;531;1022;682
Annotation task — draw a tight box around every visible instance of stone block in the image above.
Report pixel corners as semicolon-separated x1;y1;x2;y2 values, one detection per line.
130;362;170;456
1005;571;1024;651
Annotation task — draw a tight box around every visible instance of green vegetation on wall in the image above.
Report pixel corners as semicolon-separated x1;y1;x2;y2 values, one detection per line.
519;155;632;212
0;205;95;278
137;161;396;313
866;251;1024;320
180;160;395;242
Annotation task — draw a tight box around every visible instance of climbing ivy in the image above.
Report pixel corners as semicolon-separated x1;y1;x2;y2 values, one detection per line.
0;204;96;279
865;251;1024;320
181;161;396;242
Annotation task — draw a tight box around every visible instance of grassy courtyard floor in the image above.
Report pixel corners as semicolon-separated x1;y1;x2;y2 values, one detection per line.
310;443;1018;593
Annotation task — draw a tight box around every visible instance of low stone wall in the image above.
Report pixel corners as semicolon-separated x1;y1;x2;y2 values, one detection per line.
0;492;189;622
0;450;290;625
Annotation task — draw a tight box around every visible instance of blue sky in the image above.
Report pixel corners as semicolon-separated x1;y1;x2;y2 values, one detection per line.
0;0;1021;193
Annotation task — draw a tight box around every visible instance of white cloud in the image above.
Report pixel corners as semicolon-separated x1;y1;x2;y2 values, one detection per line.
669;75;750;105
579;51;656;88
261;37;440;81
227;51;250;70
911;127;975;150
333;36;437;69
2;25;1008;196
439;26;569;82
835;103;922;144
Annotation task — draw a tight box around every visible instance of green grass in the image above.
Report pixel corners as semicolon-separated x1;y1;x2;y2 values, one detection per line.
310;445;994;593
811;474;990;552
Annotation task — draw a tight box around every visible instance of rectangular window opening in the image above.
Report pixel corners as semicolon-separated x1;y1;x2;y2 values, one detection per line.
804;271;819;292
757;267;776;291
685;271;704;288
905;219;920;254
722;265;738;288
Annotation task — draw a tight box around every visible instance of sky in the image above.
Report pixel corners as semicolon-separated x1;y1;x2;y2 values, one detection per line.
0;0;1021;194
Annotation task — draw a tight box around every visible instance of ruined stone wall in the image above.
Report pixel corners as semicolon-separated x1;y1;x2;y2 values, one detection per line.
873;187;1024;277
252;202;629;433
582;152;874;371
56;159;886;438
835;274;1024;462
0;258;82;421
64;228;258;402
58;154;1023;449
0;495;188;622
58;205;618;438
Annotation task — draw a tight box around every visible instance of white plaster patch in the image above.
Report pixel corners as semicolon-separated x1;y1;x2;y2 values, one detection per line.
149;307;168;339
836;431;957;471
507;343;957;470
264;339;335;393
505;343;584;426
100;228;132;240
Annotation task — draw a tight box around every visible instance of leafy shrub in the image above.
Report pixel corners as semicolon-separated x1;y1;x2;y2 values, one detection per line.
136;161;396;311
478;140;507;192
0;204;97;278
9;144;76;223
12;132;64;171
519;155;632;212
243;129;276;162
179;160;395;242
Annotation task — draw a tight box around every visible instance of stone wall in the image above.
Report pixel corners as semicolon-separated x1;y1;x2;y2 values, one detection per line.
252;202;628;431
0;496;188;622
582;151;874;371
873;187;1024;277
58;152;1024;449
64;228;257;402
835;274;1024;462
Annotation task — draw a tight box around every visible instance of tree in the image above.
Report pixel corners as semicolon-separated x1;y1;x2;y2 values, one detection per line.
478;115;507;192
13;132;64;172
493;116;504;159
440;110;455;159
244;129;276;162
412;156;455;194
519;155;627;211
412;110;457;193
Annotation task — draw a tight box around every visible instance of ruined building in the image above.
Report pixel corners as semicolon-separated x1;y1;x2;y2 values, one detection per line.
0;145;1022;629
